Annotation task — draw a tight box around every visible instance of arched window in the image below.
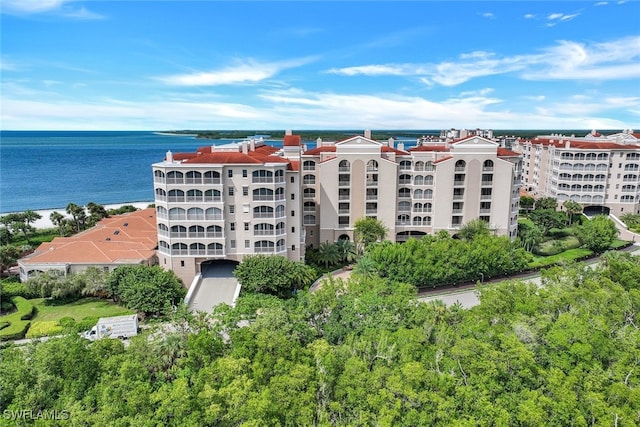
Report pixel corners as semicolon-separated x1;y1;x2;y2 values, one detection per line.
425;189;433;200
275;205;285;217
252;170;274;183
414;175;424;186
367;160;378;172
399;174;412;185
156;206;168;219
155;188;166;201
168;189;185;202
205;207;222;220
398;201;411;212
303;201;316;212
169;208;186;220
303;160;316;171
424;202;432;212
158;223;169;235
253;188;274;201
185;171;202;184
206;225;223;238
413;189;423;199
399;160;411;170
154;170;165;182
190;243;205;255
275;187;285;200
413;216;422;226
187;207;204;220
170;225;187;237
397;214;410;225
425;161;434;172
207;243;223;255
159;240;169;252
186;189;203;202
204;171;221;184
254;223;274;236
455;160;466;171
339;160;350;171
303;188;316;198
204;189;221;202
274;169;284;182
398;188;411;198
255;240;275;253
166;171;184;184
303;215;316;225
483;160;494;171
188;225;205;238
171;243;188;255
276;239;286;252
253;206;274;218
424;175;434;185
413;203;423;212
303;174;316;185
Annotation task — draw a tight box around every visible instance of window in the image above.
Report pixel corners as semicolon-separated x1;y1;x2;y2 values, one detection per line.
291;176;295;183
243;186;249;196
291;193;295;200
230;240;236;249
230;223;235;231
292;227;295;233
303;160;316;171
228;187;234;196
229;205;235;214
245;240;250;248
291;210;295;217
244;222;249;231
180;261;185;267
228;169;233;178
242;169;247;178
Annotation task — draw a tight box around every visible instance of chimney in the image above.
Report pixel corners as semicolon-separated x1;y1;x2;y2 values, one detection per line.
316;137;322;148
388;137;394;149
250;138;255;151
166;150;173;162
564;140;570;149
397;142;405;151
242;140;248;154
364;129;371;139
285;129;292;136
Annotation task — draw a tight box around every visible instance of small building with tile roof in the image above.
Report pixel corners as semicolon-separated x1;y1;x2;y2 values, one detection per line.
18;208;158;281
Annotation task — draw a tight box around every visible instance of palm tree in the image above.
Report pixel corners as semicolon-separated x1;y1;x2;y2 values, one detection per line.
50;211;66;236
66;203;86;232
335;239;357;264
353;256;377;279
316;241;340;269
562;200;583;226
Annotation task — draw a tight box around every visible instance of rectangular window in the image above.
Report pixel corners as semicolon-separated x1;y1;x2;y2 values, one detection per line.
291;194;295;200
291;227;295;233
229;205;235;214
291;176;295;183
244;222;249;231
291;210;295;217
242;169;247;178
180;261;185;267
243;204;250;213
245;240;250;248
243;186;249;196
230;223;235;231
230;240;236;249
292;245;296;251
228;169;233;178
228;187;234;196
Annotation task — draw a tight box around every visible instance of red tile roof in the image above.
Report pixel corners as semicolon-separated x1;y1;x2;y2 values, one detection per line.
21;208;158;265
409;145;449;152
529;137;640;150
497;148;520;157
303;146;337;155
433;156;453;164
283;135;301;146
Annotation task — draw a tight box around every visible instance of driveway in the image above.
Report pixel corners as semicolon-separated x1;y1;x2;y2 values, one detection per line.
187;261;240;314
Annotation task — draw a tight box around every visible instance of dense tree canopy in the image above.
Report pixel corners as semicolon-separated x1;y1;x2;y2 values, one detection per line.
233;255;317;298
354;217;387;253
1;255;639;425
575;215;619;253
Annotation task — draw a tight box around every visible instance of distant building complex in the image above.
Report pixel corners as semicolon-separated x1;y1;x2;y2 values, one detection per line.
513;129;640;216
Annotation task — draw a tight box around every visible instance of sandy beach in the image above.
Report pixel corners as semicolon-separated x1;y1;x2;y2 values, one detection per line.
5;201;154;230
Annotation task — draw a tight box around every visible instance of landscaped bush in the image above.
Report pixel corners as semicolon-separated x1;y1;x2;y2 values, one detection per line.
0;322;9;330
13;297;36;320
25;321;63;339
76;316;99;333
1;279;38;299
0;321;31;341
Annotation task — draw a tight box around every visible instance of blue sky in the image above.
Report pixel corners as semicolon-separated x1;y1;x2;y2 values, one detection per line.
1;1;639;130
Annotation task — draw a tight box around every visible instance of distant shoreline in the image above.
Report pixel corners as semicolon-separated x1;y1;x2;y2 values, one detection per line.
1;201;154;230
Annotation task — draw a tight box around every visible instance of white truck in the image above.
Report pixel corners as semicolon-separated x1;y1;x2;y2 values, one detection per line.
82;314;139;340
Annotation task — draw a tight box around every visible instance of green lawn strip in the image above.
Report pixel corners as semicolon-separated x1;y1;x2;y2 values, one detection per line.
529;248;593;268
25;297;134;338
11;229;58;247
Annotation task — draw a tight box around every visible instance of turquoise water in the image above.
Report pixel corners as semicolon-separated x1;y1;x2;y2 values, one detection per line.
0;131;217;213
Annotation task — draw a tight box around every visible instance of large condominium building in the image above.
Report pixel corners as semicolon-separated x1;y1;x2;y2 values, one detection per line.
514;129;640;217
153;130;523;284
301;130;522;247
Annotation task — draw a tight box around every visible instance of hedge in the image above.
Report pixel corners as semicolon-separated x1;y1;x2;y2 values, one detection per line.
0;321;31;341
0;280;38;299
0;297;36;341
25;321;63;339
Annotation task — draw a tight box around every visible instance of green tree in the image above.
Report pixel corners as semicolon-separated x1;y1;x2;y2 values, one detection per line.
335;238;357;264
66;203;87;233
316;241;341;269
354;217;387;253
49;211;66;236
458;218;492;241
233;255;316;298
0;245;22;276
86;202;109;226
108;265;186;316
534;196;558;210
528;209;565;235
517;221;544;252
562;200;583;226
575;215;619;253
520;195;535;212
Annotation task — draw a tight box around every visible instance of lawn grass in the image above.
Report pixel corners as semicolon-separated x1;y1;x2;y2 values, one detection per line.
529;248;593;268
10;229;58;247
29;297;133;323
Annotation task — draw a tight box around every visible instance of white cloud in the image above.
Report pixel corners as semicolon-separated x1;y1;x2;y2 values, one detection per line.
595;2;608;6
547;12;580;22
324;36;640;86
156;58;315;86
481;12;495;19
2;0;105;19
524;14;536;19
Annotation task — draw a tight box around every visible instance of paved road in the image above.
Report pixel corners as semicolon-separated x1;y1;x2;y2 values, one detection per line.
188;276;239;314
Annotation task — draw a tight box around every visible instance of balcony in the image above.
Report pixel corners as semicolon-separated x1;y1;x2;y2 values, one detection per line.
453;180;465;186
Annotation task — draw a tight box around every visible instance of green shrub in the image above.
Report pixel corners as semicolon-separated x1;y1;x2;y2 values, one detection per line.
58;316;76;328
25;321;64;339
76;317;99;333
1;280;38;299
0;322;9;330
0;321;31;341
12;297;36;320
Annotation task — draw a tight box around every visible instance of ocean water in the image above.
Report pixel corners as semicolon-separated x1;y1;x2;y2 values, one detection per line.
0;130;425;214
0;131;235;213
